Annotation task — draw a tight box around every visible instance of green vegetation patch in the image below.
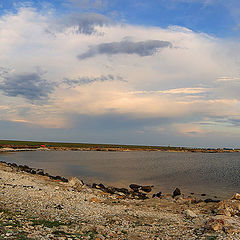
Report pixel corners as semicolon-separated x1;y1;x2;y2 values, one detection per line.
206;236;218;240
83;230;98;239
0;139;187;151
0;220;21;227
0;208;11;214
31;219;64;228
15;231;31;240
52;230;71;236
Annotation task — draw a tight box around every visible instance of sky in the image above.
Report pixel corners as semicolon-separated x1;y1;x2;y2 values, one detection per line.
0;0;240;147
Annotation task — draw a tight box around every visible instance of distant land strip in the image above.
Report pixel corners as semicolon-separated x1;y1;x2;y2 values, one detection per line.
0;140;239;153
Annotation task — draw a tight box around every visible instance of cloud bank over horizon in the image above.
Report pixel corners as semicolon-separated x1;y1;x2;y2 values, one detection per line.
0;4;240;147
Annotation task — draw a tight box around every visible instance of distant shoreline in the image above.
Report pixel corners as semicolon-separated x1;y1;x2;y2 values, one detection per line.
0;139;239;153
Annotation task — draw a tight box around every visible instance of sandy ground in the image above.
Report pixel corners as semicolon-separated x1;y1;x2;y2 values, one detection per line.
0;162;240;240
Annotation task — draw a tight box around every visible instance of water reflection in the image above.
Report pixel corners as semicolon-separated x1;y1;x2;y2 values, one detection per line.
1;151;240;198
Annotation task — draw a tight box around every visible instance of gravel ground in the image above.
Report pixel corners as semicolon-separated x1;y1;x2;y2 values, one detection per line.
0;162;240;240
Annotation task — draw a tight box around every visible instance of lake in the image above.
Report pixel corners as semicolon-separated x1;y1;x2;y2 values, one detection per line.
0;150;240;199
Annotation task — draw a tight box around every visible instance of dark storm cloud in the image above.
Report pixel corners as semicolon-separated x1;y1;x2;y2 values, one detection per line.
57;13;110;35
0;72;55;101
78;40;172;59
63;74;126;87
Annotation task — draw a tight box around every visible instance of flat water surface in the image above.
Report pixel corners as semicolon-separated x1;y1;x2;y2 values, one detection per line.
1;151;240;199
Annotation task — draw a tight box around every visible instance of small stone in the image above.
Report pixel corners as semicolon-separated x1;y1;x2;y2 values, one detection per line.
68;177;84;191
231;193;240;200
55;204;64;210
212;222;223;231
184;209;197;218
217;209;231;217
89;197;101;203
117;192;125;196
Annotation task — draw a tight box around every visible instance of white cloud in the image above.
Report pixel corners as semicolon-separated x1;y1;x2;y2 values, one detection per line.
0;7;240;143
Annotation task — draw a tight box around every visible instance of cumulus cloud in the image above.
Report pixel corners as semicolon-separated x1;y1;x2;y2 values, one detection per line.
0;71;55;101
78;40;172;59
1;7;240;145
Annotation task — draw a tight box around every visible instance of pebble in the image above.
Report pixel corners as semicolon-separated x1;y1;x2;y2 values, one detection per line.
184;209;197;218
0;162;240;240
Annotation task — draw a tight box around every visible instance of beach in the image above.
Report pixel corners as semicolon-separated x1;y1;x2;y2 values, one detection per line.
1;1;240;239
0;162;240;239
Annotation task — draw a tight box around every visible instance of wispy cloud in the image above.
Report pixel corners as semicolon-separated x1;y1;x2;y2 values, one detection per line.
63;74;126;87
131;88;207;95
216;76;240;82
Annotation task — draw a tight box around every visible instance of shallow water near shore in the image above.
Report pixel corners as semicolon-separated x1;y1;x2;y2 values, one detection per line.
0;150;240;199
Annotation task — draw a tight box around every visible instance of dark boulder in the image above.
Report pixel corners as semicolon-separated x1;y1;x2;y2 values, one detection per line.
19;165;31;173
117;188;130;195
105;187;117;194
140;186;153;193
98;183;105;189
92;184;130;196
49;175;68;182
152;191;162;198
92;183;106;191
36;169;45;175
156;191;162;198
9;163;17;168
129;184;141;192
131;191;148;200
172;188;181;198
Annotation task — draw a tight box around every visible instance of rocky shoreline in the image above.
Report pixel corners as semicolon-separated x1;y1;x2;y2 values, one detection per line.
0;162;240;239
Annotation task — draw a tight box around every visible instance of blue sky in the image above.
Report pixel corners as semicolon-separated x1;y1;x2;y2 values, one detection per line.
0;0;240;147
1;0;240;37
